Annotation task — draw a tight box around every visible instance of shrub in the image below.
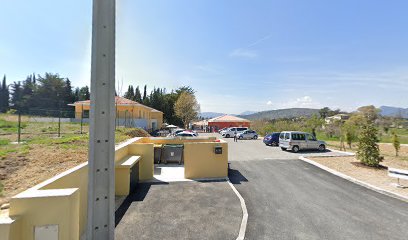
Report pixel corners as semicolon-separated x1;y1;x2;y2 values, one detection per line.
120;128;151;138
357;123;383;167
392;132;400;157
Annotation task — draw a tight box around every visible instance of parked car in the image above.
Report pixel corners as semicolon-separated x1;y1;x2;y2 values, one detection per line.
222;127;248;138
279;131;326;153
218;127;228;134
237;130;258;139
175;131;197;137
263;132;281;146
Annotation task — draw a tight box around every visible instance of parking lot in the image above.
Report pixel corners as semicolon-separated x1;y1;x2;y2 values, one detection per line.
202;133;408;240
201;133;350;161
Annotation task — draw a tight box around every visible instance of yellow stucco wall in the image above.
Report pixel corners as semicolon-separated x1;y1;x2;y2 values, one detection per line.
39;164;88;235
9;189;80;240
74;104;163;130
128;143;154;181
0;217;21;240
184;141;228;179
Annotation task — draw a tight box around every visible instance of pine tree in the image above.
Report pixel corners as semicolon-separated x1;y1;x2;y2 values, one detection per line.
357;123;383;167
124;85;135;100
0;75;10;112
10;81;23;110
134;86;142;103
143;85;147;101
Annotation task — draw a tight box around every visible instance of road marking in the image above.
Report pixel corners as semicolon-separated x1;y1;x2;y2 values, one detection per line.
227;178;248;240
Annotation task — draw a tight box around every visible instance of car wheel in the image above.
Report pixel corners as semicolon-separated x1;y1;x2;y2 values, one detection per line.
239;136;243;140
225;134;230;138
281;147;287;151
319;144;326;151
292;145;300;153
272;141;277;146
253;135;258;139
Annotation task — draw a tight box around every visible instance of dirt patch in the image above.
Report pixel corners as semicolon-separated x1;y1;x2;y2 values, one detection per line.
309;146;408;199
0;144;88;205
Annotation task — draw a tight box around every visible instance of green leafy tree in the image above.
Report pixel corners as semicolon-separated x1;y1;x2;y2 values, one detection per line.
342;121;357;149
306;114;323;137
357;123;383;167
78;86;90;101
174;92;200;128
357;105;379;123
319;107;330;119
392;132;400;157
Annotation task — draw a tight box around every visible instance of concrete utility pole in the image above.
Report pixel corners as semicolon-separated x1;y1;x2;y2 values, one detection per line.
87;0;116;239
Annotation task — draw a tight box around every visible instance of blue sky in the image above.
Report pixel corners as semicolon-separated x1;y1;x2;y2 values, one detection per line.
1;0;408;114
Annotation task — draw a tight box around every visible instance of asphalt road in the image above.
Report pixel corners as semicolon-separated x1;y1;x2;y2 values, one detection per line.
216;134;408;240
115;181;241;240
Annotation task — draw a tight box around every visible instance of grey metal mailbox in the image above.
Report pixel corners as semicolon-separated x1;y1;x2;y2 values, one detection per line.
214;146;222;154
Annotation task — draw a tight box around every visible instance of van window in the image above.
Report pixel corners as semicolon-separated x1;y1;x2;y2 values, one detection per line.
292;133;306;141
285;133;290;140
279;133;284;139
307;134;316;141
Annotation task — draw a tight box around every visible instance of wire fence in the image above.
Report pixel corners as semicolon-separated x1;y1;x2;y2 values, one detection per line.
0;108;154;143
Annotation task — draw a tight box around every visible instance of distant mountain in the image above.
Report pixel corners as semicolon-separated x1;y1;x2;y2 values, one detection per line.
199;112;226;119
239;111;258;116
379;106;408;118
239;108;320;120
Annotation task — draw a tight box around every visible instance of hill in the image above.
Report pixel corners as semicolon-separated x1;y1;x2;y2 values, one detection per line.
239;108;320;120
199;112;226;119
239;111;258;116
379;106;408;118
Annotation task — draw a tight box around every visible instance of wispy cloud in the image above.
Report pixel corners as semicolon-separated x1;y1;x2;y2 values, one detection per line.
229;48;258;59
247;34;273;47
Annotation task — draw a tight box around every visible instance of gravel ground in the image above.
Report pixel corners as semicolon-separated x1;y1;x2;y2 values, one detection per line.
309;156;408;198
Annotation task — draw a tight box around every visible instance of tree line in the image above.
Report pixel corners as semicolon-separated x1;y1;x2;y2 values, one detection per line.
0;73;200;126
0;73;90;117
122;85;199;127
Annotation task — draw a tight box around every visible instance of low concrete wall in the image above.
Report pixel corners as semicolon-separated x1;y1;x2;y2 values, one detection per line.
184;141;228;179
128;143;154;181
0;136;228;240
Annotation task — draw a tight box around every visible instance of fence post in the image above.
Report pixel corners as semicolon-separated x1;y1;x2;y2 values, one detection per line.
58;110;61;137
80;104;84;134
17;111;21;143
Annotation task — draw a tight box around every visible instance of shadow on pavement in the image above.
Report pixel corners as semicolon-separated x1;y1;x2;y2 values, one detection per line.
228;164;248;184
115;182;168;226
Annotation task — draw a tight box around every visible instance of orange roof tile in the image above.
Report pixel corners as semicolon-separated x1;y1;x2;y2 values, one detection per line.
208;115;251;122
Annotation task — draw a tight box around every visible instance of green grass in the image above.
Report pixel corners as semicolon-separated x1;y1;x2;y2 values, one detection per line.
0;147;18;158
0;139;10;146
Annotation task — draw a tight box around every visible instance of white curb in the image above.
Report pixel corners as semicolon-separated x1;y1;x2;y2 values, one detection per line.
299;156;408;203
227;178;248;240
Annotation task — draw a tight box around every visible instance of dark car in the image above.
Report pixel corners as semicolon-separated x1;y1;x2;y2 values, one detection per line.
263;132;281;146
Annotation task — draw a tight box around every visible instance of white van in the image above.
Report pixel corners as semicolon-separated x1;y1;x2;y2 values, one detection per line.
279;131;326;152
222;127;248;138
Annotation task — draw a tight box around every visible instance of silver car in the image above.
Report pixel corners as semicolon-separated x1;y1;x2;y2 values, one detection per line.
237;130;258;140
279;131;326;152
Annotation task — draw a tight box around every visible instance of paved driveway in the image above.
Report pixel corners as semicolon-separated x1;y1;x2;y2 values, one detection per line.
209;133;408;240
115;181;241;240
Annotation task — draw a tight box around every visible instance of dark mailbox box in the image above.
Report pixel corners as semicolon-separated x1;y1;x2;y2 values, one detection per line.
214;146;223;154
